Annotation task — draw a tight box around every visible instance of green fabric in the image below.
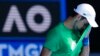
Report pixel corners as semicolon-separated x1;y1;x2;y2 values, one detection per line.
71;25;91;56
44;23;91;56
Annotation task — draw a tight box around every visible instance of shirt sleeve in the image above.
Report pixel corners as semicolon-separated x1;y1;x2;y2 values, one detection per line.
44;30;61;52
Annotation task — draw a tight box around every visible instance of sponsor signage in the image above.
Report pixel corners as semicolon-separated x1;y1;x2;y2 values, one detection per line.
0;0;66;56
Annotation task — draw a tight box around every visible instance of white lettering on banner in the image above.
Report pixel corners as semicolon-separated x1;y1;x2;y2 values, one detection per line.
26;5;51;33
2;5;51;33
25;44;38;56
9;45;23;56
0;44;7;56
0;43;42;56
2;5;27;33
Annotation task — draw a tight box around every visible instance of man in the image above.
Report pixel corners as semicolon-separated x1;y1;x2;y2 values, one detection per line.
40;3;99;56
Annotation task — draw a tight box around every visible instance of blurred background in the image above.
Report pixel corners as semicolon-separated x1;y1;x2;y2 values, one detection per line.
0;0;99;56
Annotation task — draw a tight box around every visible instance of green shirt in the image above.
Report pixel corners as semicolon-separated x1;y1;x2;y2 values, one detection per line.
44;23;91;56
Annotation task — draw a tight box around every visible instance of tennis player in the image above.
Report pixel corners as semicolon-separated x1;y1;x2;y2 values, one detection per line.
40;3;98;56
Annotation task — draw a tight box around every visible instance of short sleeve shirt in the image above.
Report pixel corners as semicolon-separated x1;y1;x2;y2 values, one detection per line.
44;23;83;56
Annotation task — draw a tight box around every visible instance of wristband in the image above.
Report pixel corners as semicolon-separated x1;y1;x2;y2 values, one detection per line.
82;37;89;46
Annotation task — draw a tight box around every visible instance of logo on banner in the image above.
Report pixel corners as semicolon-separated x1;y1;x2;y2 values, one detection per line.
0;0;66;56
3;5;51;33
0;43;42;56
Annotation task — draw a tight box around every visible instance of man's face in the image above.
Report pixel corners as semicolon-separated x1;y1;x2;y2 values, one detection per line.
73;16;89;34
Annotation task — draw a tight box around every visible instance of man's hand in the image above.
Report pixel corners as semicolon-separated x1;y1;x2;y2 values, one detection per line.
85;27;91;38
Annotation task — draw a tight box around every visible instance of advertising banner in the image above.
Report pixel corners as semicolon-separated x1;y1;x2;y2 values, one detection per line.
0;0;66;56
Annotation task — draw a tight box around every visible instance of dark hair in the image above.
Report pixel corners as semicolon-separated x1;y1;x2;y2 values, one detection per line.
67;9;78;17
80;16;86;20
71;10;78;17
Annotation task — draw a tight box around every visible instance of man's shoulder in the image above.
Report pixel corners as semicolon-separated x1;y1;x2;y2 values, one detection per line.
49;23;63;33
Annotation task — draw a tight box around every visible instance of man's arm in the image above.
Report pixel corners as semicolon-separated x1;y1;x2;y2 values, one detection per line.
80;27;91;56
40;47;52;56
80;36;90;56
80;45;90;56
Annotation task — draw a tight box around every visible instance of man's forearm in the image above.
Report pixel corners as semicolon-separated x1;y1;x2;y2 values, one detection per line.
40;47;52;56
80;35;90;56
80;45;90;56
